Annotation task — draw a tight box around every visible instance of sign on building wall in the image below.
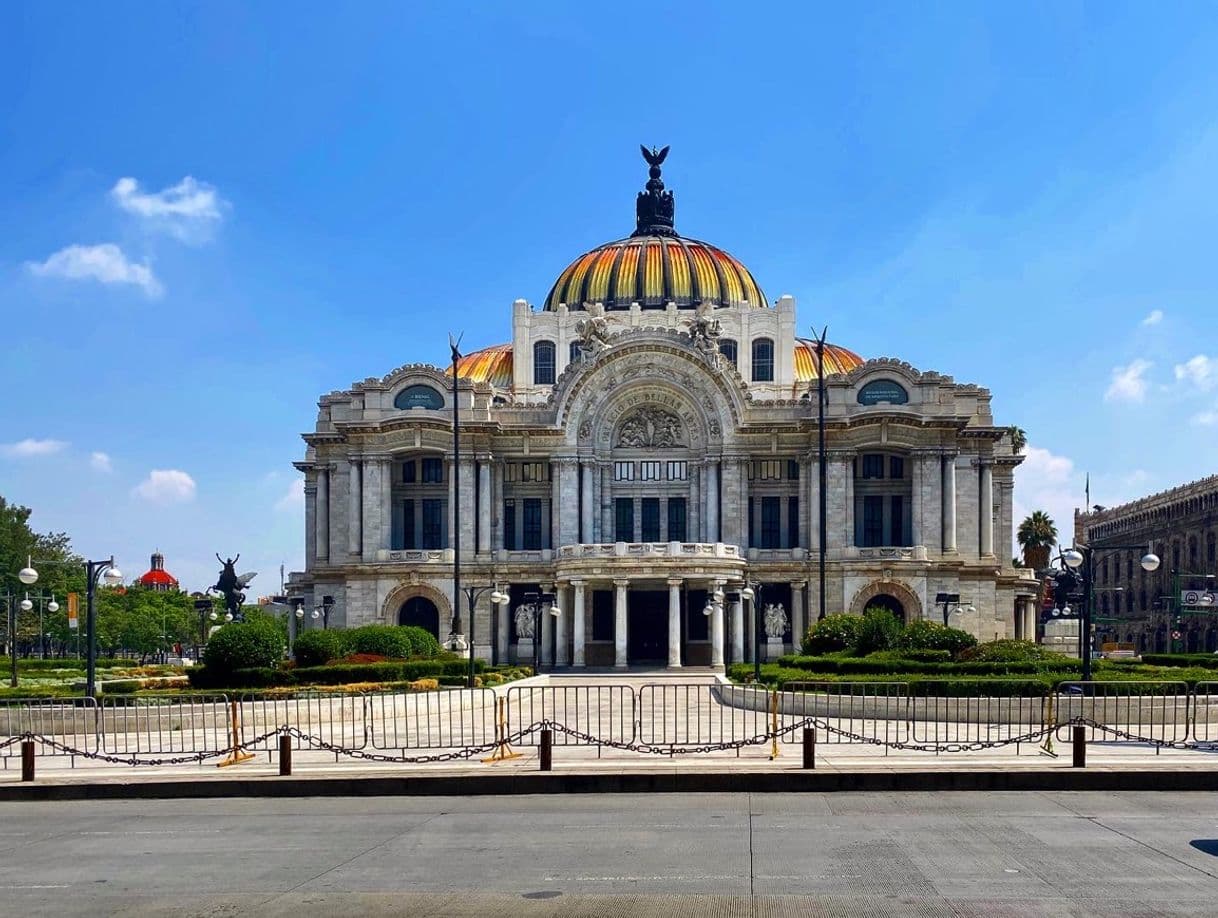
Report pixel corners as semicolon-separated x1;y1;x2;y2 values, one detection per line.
1181;590;1217;607
857;379;909;406
394;385;444;410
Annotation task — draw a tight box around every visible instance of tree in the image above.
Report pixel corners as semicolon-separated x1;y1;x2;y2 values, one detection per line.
1007;426;1027;454
0;496;85;599
1017;510;1058;571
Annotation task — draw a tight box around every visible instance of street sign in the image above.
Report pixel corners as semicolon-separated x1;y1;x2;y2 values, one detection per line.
67;592;79;630
1181;590;1217;608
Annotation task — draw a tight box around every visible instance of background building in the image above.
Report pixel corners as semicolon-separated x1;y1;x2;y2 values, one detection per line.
289;151;1039;667
136;551;179;592
1076;474;1218;653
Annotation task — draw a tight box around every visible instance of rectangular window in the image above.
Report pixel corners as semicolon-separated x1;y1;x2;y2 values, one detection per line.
787;459;800;480
889;456;905;480
402;499;416;550
503;500;516;551
421;457;444;483
788;496;799;549
666;460;688;481
614;461;635;481
890;495;905;546
615;498;634;542
421;499;444;549
641;498;661;542
761;496;781;549
639;461;662;481
402;460;416;484
522;498;543;550
861;455;884;479
667;498;687;542
504;463;519;483
592;591;614;641
750;460;783;480
862;495;884;547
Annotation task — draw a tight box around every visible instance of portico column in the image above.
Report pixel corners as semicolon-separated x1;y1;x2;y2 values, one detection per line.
580;460;594;544
943;454;958;553
705;460;719;542
497;590;510;662
315;468;329;561
910;455;923;547
613;578;629;668
790;582;805;653
572;580;586;667
980;461;995;557
710;583;725;670
492;460;505;552
347;459;362;555
1025;600;1037;644
729;595;744;663
477;458;492;555
667;578;682;669
540;591;554;665
555;585;570;666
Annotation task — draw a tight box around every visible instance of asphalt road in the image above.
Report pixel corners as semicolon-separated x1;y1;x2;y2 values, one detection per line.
1;792;1217;916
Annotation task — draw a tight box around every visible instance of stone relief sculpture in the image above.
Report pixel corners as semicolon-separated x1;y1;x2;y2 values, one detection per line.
575;302;613;354
763;602;788;639
616;406;684;448
685;301;722;359
513;604;536;640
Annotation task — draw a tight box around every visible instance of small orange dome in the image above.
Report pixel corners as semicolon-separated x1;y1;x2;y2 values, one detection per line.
794;338;865;381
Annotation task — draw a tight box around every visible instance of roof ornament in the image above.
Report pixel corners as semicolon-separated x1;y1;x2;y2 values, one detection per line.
633;144;676;237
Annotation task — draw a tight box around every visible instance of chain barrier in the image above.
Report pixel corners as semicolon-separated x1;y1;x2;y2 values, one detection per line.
279;723;544;764
1065;718;1218;752
11;729;282;767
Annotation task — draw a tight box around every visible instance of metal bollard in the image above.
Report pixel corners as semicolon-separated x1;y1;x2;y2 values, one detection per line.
279;734;292;776
21;740;34;782
1072;725;1086;768
540;729;552;772
802;727;816;770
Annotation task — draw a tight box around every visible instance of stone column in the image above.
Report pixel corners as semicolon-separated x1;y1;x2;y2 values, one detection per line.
540;597;554;665
842;453;855;548
477;458;492;555
705;460;720;542
601;463;613;543
789;582;805;653
446;458;456;549
315;468;329;561
738;458;750;548
550;462;560;550
980;461;994;557
1024;601;1037;644
459;457;476;553
572;580;586;667
497;591;510;662
555;585;570;666
943;454;958;552
711;585;725;670
688;463;701;543
910;455;923;547
580;460;595;544
347;459;362;555
667;578;682;669
492;460;505;552
720;459;741;548
614;578;629;668
304;477;318;565
557;458;579;549
729;596;744;663
361;459;382;559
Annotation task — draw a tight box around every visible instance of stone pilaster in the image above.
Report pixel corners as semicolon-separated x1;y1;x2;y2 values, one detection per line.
492;460;505;552
556;457;579;549
614;579;629;668
910;454;923;547
361;458;382;559
720;458;742;549
943;453;958;553
688;463;701;543
790;581;805;653
667;578;682;669
580;460;595;544
601;463;613;542
729;596;744;663
347;459;362;556
555;585;570;666
315;467;329;562
477;458;492;555
705;459;720;542
304;476;317;566
710;584;725;670
980;461;995;557
571;580;586;667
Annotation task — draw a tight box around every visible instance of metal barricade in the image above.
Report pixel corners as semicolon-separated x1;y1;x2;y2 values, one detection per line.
506;684;634;746
368;688;496;751
1192;682;1218;743
638;682;777;748
98;694;231;758
780;682;909;746
910;686;1046;748
240;691;367;752
0;698;99;759
1054;681;1189;745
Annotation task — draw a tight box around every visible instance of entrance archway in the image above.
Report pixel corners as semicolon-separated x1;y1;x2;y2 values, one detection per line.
848;579;923;621
398;596;440;638
627;591;668;664
863;594;905;623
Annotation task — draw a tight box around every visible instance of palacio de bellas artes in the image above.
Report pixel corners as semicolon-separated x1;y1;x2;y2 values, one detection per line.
289;147;1040;670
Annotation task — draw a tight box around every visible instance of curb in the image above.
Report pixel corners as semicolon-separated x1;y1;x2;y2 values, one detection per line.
3;769;1218;800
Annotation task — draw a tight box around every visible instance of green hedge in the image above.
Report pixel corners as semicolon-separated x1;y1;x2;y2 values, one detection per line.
291;630;346;668
203;620;286;674
1138;654;1218;670
729;664;1055;696
186;657;486;689
772;654;1075;677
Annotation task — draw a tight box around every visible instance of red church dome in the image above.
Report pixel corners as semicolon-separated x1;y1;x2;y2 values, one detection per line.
137;551;179;591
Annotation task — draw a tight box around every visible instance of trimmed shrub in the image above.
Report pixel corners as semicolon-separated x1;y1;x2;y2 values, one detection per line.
341;625;442;660
292;629;346;667
853;609;903;656
202;620;286;674
1138;654;1218;670
958;639;1070;664
408;678;440;691
897;620;977;659
102;679;140;694
802;614;862;655
399;626;443;659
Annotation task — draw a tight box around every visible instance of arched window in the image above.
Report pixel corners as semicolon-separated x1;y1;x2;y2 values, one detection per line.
533;340;556;385
398;596;440;638
751;338;774;382
569;340;584;366
718;338;738;367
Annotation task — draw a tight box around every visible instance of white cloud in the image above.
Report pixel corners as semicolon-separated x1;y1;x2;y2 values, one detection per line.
1104;358;1153;403
132;469;196;504
1194;407;1218;426
275;478;305;513
27;243;162;297
110;176;226;242
1174;354;1216;391
90;451;113;472
0;438;68;458
1141;309;1164;326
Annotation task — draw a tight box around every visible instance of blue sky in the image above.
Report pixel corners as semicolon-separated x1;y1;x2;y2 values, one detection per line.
2;1;1216;590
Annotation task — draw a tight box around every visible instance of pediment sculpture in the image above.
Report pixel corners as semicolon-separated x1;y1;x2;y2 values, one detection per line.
616;406;684;448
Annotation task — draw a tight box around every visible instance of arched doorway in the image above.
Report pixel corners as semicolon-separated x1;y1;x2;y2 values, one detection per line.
398;596;440;639
863;594;905;623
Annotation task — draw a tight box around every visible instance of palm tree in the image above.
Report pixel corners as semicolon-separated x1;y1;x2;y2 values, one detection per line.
1017;511;1057;571
1007;426;1027;454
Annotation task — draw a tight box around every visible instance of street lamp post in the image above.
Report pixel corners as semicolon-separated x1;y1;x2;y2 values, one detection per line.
933;592;975;627
19;592;59;660
459;585;508;686
19;556;122;697
811;325;829;622
1061;544;1160;681
309;595;336;630
522;590;561;674
193;597;213;658
740;580;764;682
447;333;467;655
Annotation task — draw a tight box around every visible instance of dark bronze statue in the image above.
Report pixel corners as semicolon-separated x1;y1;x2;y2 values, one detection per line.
634;144;676;237
212;553;256;620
